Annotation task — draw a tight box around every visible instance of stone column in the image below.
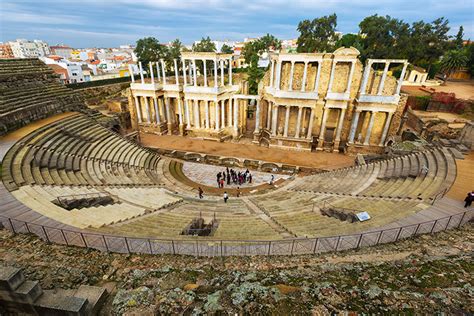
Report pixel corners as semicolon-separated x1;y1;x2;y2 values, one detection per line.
134;96;142;123
377;62;390;95
165;98;172;133
220;100;225;128
327;60;337;93
396;62;408;95
174;59;179;85
194;100;200;128
161;59;166;84
177;97;183;123
129;64;135;82
220;60;225;86
182;60;187;85
271;104;279;136
205;100;210;129
266;102;272;129
215;100;219;130
295;107;303;138
185;99;191;128
138;62;144;84
228;98;233;127
192;59;197;87
317;107;329;148
379;112;394;145
288;61;295;91
254;99;261;132
359;61;372;94
149;62;155;84
214;59;218;88
203;60;208;87
301;61;308;92
345;61;355;93
348;110;361;143
334;108;346;144
143;96;151;123
306;108;315;139
283;105;290;137
233;98;238;132
153;97;161;124
314;61;322;93
188;61;193;84
228;59;232;85
269;60;275;87
364;111;376;145
275;61;282;90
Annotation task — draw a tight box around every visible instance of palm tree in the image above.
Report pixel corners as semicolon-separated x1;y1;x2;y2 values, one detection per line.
439;50;468;83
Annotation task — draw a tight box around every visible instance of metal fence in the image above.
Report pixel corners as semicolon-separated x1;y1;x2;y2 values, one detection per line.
0;211;471;256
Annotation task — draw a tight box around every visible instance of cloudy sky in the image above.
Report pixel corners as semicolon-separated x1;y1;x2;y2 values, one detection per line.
1;0;472;47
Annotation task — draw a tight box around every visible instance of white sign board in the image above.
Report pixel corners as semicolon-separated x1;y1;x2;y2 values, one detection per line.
356;212;371;222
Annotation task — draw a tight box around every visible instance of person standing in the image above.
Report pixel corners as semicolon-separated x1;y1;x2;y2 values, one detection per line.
236;187;241;197
270;174;274;185
198;187;204;199
464;191;474;208
223;191;228;203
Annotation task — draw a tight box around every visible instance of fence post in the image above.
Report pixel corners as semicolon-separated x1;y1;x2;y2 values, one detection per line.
375;231;383;245
444;216;452;230
312;238;319;254
290;240;295;255
124;237;131;253
335;236;342;251
196;240;199;257
414;223;421;236
220;240;223;257
395;227;403;241
41;226;50;243
267;241;272;256
148;239;153;254
356;234;363;248
429;220;438;234
171;240;176;255
457;212;466;228
25;222;31;234
8;219;16;234
80;233;87;247
60;229;68;246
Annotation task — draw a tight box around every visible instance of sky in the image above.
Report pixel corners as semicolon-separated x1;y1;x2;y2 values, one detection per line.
1;0;473;48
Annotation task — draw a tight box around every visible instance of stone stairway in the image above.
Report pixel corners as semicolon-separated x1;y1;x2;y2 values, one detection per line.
0;266;107;315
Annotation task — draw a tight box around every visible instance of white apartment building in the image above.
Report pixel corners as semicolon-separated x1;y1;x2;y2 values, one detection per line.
40;56;86;84
8;39;50;58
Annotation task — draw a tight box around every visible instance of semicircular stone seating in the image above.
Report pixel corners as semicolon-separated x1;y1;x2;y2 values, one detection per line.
1;113;458;240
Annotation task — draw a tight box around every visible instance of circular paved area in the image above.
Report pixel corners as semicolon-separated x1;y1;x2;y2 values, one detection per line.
181;161;290;188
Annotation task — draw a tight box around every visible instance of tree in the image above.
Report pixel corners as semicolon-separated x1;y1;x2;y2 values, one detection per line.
247;54;265;94
454;26;464;49
439;49;468;81
166;38;183;71
221;44;233;54
134;37;167;64
466;42;474;75
296;14;337;53
192;36;216;52
335;33;364;53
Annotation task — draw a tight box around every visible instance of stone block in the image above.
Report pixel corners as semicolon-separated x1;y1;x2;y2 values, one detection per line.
35;291;88;316
0;266;25;291
74;285;108;316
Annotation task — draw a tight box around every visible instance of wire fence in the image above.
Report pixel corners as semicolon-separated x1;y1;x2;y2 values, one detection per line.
0;211;471;256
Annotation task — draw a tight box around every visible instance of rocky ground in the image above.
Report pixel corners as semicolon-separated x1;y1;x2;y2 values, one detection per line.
0;224;473;315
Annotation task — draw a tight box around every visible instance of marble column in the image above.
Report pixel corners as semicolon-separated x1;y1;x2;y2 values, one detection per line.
138;62;144;84
377;62;390;95
134;96;142;123
188;61;193;84
177;97;183;126
334;108;346;142
254;99;261;132
359;61;372;94
220;100;225;128
165;97;172;133
143;96;151;123
396;63;408;95
317;107;329;147
174;59;179;85
379;112;394;145
288;61;295;91
185;99;191;128
182;60;187;85
269;60;275;87
205;100;210;129
314;61;322;93
129;64;135;82
156;62;161;81
295;107;303;138
364;111;376;145
271;104;279;136
348;110;361;143
214;59;218;88
192;59;197;87
327;61;337;93
194;99;200;128
153;97;161;124
214;100;219;130
306;108;314;139
203;60;207;87
275;61;282;90
266;102;272;129
149;62;155;84
228;59;232;85
233;98;238;131
301;61;308;92
283;105;290;137
161;59;166;84
345;61;355;93
228;98;233;127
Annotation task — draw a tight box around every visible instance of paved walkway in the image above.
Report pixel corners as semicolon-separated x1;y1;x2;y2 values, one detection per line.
182;161;289;189
140;134;354;170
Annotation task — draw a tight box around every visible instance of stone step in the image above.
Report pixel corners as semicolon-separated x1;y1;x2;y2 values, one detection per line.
14;280;44;304
449;147;464;160
0;266;25;291
34;290;88;315
73;285;108;316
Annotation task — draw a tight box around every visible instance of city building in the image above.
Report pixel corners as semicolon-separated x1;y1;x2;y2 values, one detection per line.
50;45;73;59
8;39;50;58
0;42;14;58
41;56;86;84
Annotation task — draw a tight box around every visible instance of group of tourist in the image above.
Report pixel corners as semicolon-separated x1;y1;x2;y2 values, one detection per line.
464;191;474;208
216;167;253;188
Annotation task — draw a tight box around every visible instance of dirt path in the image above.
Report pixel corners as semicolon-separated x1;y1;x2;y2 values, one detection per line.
140;134;354;170
447;151;474;201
